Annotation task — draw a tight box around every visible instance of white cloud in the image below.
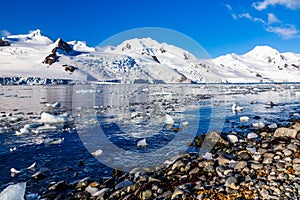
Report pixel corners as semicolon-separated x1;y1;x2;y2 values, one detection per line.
266;24;299;39
268;13;280;24
225;4;233;11
1;30;11;37
237;13;266;24
253;0;300;10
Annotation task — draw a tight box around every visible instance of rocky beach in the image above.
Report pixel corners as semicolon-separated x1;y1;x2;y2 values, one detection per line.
39;120;300;200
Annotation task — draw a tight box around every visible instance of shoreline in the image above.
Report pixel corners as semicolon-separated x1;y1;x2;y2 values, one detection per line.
38;120;300;200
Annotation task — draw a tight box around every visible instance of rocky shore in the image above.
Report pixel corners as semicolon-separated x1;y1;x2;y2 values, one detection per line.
40;121;300;200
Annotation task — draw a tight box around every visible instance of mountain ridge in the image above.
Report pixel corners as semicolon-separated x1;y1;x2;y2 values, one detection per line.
0;29;300;83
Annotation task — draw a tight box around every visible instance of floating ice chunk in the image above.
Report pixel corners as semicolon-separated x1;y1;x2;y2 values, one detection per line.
19;127;30;134
44;138;64;145
24;123;43;129
240;116;249;122
252;122;265;128
32;125;57;134
45;101;61;108
182;121;189;127
91;149;103;157
10;147;17;152
10;168;23;177
268;123;277;129
8;116;21;123
137;138;147;148
232;103;243;113
247;132;258;139
27;162;36;170
293;113;299;116
38;112;69;124
165;114;174;125
0;182;26;200
10;168;21;174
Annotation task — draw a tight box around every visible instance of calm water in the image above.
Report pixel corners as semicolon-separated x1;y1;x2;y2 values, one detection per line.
0;84;300;196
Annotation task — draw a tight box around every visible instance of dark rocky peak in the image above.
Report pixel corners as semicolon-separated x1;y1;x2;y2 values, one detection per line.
0;38;10;46
43;53;57;65
53;38;72;54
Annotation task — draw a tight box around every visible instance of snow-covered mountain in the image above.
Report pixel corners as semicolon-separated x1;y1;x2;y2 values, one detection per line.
0;29;300;84
214;45;300;82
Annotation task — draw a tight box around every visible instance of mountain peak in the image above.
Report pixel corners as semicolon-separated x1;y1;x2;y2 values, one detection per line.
244;45;280;57
29;29;41;37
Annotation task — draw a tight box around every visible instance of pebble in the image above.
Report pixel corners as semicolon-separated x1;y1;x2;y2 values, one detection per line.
253;122;265;128
227;134;238;143
247;132;258;139
251;163;264;170
234;161;247;171
274;127;297;138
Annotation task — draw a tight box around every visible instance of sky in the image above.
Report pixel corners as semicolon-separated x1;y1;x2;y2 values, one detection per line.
1;0;300;58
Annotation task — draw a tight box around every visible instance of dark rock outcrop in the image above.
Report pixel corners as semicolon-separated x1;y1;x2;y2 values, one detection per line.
43;53;57;65
0;39;10;46
152;55;160;64
62;64;77;73
54;39;72;54
43;39;72;65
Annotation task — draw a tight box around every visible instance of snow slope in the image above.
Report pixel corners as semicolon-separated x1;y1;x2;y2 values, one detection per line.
1;30;300;84
213;46;300;83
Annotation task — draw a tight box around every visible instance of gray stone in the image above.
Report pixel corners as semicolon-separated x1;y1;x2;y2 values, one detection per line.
251;163;263;170
234;161;247;171
287;144;298;152
115;180;133;190
227;134;238;143
225;176;237;187
274;128;297;138
293;158;300;164
283;149;293;156
293;164;300;171
217;154;230;166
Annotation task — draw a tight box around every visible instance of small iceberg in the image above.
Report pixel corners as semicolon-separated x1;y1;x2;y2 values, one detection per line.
240;116;249;122
182;121;189;127
32;125;57;134
45;101;61;108
165;114;174;125
137;138;147;148
232;103;243;112
36;112;71;124
15;127;30;135
44;138;64;145
0;182;26;200
91;149;103;157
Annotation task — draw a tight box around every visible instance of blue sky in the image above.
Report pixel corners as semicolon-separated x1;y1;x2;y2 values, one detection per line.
1;0;300;58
